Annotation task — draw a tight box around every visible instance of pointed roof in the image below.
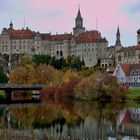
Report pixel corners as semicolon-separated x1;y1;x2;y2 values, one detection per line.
120;64;130;76
117;26;120;35
76;7;82;19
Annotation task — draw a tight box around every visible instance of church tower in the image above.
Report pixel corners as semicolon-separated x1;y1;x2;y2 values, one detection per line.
73;7;85;36
9;21;13;30
115;26;121;46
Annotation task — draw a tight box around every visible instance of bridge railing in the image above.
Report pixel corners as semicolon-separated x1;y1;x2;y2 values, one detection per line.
0;84;45;89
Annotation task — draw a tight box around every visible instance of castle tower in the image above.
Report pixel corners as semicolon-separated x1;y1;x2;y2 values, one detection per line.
137;29;140;45
73;7;85;36
115;26;121;46
9;21;13;30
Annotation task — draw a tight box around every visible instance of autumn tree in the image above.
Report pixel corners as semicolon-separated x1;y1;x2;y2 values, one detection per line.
9;65;36;84
36;64;62;85
62;69;79;83
20;56;35;67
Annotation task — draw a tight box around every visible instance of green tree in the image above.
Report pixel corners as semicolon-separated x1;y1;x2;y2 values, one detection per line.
33;55;51;65
70;58;85;70
0;65;8;83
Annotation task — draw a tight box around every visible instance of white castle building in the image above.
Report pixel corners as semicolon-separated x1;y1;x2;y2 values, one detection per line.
0;8;109;67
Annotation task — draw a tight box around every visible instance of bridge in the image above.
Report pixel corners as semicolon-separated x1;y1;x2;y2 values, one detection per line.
0;84;45;102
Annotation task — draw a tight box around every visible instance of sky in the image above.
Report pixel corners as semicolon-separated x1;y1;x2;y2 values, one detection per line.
0;0;140;46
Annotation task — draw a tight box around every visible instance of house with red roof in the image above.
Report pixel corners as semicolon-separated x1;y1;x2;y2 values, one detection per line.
113;64;140;86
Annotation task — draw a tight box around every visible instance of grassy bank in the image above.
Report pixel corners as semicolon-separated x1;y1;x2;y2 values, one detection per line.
124;88;140;107
127;88;140;100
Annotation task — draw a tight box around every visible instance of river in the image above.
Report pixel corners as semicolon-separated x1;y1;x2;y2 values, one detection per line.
0;98;139;140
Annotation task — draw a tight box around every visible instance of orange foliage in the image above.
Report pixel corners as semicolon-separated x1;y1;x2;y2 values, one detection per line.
40;78;80;97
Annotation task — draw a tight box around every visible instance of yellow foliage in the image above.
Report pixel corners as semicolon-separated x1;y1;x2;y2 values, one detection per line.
19;56;36;67
36;64;62;85
9;64;36;84
63;69;79;83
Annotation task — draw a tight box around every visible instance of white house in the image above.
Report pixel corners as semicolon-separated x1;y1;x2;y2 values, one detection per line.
113;64;140;86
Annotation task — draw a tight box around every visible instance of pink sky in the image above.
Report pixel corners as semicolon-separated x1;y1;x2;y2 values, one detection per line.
0;0;140;46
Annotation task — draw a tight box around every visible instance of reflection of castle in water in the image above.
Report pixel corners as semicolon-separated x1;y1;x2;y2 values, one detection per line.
117;108;140;139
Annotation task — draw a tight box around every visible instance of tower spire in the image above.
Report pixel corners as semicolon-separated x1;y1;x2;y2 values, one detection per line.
77;5;82;19
115;25;121;46
117;25;120;35
9;20;13;30
73;6;85;36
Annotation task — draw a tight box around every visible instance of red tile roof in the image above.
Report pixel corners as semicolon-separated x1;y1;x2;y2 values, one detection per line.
120;64;131;76
75;30;108;43
121;111;140;125
50;34;73;41
8;29;36;39
120;64;140;76
6;29;108;44
121;111;131;125
117;45;140;52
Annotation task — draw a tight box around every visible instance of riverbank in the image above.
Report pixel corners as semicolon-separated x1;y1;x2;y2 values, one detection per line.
127;88;140;100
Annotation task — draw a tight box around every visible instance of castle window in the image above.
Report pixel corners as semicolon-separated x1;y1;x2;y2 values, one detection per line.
139;54;140;59
118;55;121;61
60;51;63;57
124;52;127;57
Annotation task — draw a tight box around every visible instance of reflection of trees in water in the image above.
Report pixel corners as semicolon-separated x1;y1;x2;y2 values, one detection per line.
73;101;125;139
74;101;125;122
0;99;126;139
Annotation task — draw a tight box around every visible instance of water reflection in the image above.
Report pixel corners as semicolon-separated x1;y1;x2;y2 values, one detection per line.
0;99;139;140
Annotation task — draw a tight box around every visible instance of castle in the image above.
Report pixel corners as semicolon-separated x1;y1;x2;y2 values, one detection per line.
0;8;139;69
0;8;109;68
